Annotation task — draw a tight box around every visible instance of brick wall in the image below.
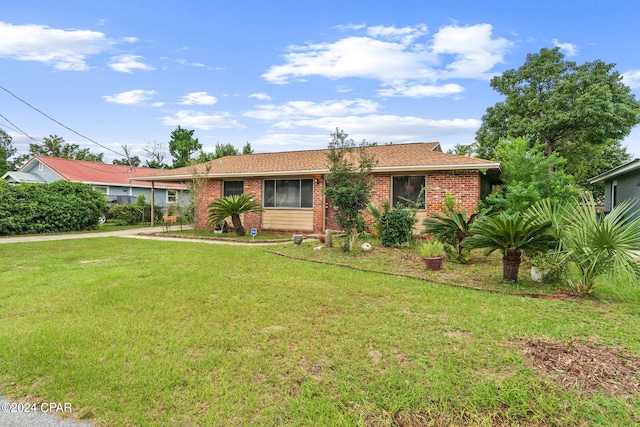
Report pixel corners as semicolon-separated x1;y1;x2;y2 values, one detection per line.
196;179;222;230
425;171;480;215
195;171;481;232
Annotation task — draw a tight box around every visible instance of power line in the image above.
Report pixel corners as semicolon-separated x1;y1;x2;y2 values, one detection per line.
0;113;42;145
0;83;126;158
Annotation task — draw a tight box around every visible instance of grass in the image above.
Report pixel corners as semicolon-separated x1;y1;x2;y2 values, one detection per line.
166;228;293;241
0;238;639;426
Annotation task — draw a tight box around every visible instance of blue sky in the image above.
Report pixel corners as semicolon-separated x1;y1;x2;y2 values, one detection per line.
2;0;640;164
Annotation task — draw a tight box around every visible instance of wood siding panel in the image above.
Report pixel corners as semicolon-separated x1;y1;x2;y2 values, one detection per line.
262;209;314;231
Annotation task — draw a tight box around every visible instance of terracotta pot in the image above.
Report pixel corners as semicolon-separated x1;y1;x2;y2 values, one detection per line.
423;256;443;271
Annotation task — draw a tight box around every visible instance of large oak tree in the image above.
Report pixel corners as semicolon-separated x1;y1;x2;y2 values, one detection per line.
476;47;640;189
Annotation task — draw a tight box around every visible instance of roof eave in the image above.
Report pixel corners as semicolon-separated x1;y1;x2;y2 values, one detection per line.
588;159;640;184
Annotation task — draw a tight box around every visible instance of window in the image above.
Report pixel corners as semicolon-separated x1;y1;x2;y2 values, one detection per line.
264;179;313;208
223;180;244;197
392;176;425;208
167;189;177;204
93;186;108;195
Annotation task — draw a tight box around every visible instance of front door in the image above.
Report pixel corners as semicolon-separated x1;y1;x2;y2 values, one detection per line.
325;196;340;231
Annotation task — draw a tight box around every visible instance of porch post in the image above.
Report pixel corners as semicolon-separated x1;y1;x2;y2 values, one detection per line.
150;181;155;227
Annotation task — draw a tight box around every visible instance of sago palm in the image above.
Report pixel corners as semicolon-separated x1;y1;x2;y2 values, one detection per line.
207;194;262;236
422;206;483;257
463;211;554;282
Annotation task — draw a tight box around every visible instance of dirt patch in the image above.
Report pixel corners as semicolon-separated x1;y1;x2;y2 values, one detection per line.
515;338;640;396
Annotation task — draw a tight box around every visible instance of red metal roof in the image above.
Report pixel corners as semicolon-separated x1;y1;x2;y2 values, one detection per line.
21;156;185;188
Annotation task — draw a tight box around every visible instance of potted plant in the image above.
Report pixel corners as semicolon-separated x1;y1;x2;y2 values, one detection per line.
418;240;445;271
530;253;551;283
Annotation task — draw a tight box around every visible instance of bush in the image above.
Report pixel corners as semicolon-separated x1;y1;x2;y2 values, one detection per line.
379;208;416;247
109;203;164;225
0;181;106;235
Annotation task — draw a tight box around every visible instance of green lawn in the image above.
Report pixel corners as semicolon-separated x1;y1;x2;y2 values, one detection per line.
0;238;639;426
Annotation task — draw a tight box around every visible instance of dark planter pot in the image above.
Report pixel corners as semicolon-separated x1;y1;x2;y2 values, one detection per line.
423;256;443;271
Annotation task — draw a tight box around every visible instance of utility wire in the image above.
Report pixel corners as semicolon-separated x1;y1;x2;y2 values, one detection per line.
0;113;42;144
0;83;126;158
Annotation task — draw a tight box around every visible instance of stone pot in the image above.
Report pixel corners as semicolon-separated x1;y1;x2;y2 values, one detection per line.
292;234;304;246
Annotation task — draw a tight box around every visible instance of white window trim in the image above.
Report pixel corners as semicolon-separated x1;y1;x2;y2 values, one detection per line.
166;189;178;204
93;185;109;195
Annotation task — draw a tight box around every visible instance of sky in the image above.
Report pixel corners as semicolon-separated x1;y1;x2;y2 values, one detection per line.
3;0;640;165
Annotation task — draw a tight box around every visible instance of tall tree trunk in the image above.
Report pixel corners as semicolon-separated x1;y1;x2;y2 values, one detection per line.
231;214;245;236
503;249;522;282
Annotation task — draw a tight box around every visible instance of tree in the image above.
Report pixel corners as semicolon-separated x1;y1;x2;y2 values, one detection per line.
23;135;104;163
168;126;202;168
324;128;377;251
482;138;578;212
0;128;17;175
463;211;554;282
476;47;639;190
143;141;169;169
207;194;262;236
112;156;141;166
242;142;254;154
112;144;141;166
198;143;239;162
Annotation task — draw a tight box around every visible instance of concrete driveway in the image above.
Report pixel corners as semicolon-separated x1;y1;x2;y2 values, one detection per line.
0;225;186;244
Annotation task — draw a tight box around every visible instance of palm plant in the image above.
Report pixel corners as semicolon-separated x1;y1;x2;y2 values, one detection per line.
463;211;554;282
530;194;640;294
422;205;483;262
207;194;262;236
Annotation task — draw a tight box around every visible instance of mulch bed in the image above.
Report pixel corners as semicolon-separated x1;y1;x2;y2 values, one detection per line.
514;338;640;396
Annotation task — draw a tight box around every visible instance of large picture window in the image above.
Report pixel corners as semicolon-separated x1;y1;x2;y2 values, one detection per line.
264;179;313;208
392;176;425;208
223;180;244;197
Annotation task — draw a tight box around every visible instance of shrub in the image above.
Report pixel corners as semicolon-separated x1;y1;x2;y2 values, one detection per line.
379;208;416;247
109;203;163;225
0;181;106;235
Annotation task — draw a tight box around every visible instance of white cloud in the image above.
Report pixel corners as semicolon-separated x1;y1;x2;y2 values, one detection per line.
331;23;366;32
249;92;272;101
622;70;640;89
0;21;109;71
553;39;578;57
274;115;480;140
122;37;138;43
160;110;243;130
103;89;157;105
109;55;155;73
378;83;464;97
262;23;512;96
367;24;428;45
431;24;513;79
244;99;380;121
178;91;218;105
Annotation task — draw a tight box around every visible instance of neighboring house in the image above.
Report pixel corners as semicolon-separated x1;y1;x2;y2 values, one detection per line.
2;156;188;208
589;158;640;221
132;142;501;234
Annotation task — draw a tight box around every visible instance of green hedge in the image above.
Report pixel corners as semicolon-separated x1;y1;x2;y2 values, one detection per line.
0;180;107;235
109;203;164;225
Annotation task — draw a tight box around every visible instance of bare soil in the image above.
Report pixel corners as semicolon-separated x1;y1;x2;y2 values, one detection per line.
514;338;640;396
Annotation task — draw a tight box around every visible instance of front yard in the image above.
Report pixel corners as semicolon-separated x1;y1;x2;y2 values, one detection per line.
0;237;639;426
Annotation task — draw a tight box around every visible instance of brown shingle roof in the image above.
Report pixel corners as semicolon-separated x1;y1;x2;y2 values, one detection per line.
132;142;500;181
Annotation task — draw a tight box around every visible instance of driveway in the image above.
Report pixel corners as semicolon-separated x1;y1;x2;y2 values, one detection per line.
0;225;185;244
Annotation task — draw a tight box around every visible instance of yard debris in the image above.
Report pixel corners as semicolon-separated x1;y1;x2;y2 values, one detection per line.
515;338;640;396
